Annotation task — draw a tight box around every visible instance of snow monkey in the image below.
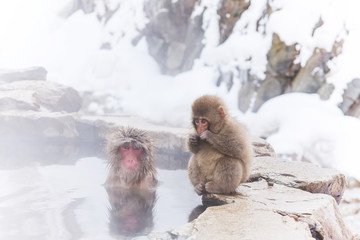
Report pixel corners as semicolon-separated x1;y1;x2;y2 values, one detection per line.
187;95;253;195
105;127;157;189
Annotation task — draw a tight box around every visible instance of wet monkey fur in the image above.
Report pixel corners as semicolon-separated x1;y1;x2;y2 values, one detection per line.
187;95;253;195
105;127;157;189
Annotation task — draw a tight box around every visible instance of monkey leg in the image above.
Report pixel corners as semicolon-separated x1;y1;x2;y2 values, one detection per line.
188;157;206;195
205;158;243;194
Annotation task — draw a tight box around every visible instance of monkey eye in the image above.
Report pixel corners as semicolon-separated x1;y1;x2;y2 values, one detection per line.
132;142;141;150
201;119;207;124
194;119;200;124
122;143;130;150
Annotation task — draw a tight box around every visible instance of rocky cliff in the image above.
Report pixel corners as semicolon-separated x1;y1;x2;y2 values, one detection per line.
61;0;360;117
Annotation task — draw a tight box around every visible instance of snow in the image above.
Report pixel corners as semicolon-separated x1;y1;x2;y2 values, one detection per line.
0;0;360;179
244;93;360;178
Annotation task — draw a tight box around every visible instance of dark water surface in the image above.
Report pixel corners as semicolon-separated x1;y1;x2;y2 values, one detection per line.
0;155;202;239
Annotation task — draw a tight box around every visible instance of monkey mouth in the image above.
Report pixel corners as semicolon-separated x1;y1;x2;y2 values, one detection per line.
126;166;138;172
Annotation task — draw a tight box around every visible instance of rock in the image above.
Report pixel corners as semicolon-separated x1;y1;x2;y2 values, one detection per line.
59;0;96;17
160;199;314;240
252;76;283;111
248;35;339;112
150;155;351;239
201;180;353;240
291;48;332;94
216;66;234;91
339;78;360;117
143;0;205;75
0;67;47;82
0;80;82;113
340;186;360;237
237;70;258;113
251;136;276;158
0;111;79;139
267;33;301;80
317;82;335;100
217;0;250;44
252;33;301;111
249;157;346;204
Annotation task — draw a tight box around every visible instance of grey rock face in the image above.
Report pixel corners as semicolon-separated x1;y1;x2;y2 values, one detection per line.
217;0;250;44
339;78;360;117
143;0;205;75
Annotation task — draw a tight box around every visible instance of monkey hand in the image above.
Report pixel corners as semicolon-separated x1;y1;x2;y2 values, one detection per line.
199;130;211;142
189;134;200;146
194;183;206;195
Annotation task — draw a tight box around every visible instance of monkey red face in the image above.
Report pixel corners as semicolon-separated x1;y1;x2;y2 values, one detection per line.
119;143;143;172
194;117;209;134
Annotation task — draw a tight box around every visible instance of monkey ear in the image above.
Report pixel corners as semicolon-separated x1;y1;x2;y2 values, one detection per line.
218;106;225;118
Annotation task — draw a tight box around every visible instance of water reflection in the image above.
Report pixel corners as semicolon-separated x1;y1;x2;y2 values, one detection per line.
106;187;157;238
0;151;202;239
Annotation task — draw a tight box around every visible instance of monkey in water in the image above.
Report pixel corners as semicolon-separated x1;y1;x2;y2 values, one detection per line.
105;127;157;189
187;95;253;195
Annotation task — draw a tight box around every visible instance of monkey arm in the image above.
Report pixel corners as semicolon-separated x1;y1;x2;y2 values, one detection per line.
200;130;243;159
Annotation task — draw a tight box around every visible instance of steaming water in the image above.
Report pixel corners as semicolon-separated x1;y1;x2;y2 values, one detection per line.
0;156;202;240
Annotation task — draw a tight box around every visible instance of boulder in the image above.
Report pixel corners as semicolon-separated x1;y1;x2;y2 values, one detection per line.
199;180;353;240
250;157;346;204
155;199;314;240
0;80;82;113
339;78;360;117
252;33;301;111
152;163;351;239
251;136;276;158
291;48;332;94
237;70;258;113
0;67;47;82
143;0;204;75
217;0;250;44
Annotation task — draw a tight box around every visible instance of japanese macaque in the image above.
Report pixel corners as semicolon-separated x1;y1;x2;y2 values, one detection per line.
187;95;253;195
105;127;157;188
106;187;156;237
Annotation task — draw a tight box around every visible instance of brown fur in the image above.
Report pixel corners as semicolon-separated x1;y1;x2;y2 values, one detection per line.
105;127;157;188
188;95;253;195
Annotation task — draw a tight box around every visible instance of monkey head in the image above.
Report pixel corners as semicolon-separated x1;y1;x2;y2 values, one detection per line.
106;127;153;173
191;95;227;134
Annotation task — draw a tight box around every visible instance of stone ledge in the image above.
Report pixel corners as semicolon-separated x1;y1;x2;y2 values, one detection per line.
250;157;346;204
150;159;352;240
152;179;353;240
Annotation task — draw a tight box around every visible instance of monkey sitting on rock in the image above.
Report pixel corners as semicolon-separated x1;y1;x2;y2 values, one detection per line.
105;127;157;189
187;95;253;195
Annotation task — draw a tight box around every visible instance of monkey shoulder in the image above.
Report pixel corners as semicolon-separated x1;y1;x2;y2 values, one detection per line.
223;118;251;139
